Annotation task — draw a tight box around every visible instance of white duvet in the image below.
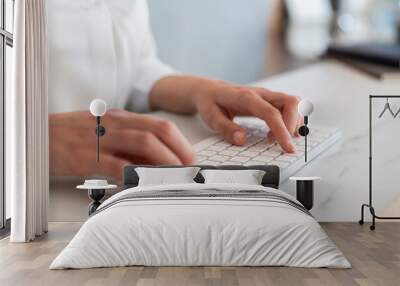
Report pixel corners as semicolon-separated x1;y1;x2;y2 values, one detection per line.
50;183;350;269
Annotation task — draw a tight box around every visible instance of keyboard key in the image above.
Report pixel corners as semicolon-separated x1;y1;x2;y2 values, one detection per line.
210;155;230;162
296;145;306;152
244;137;263;146
297;140;318;147
239;151;259;157
193;135;222;152
230;156;250;163
220;150;239;156
229;146;248;151
254;155;274;162
249;145;268;152
207;145;226;152
256;140;273;146
269;145;284;153
276;155;297;162
196;156;207;162
215;142;232;148
198;150;217;156
262;150;281;157
286;151;304;157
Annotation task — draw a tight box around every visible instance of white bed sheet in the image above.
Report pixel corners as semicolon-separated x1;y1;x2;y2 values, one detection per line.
50;183;350;269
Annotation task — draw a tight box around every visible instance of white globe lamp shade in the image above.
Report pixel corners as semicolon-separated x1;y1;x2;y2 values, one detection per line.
298;100;314;116
90;99;107;117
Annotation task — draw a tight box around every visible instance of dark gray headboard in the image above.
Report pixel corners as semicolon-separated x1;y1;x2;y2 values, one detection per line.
123;165;280;189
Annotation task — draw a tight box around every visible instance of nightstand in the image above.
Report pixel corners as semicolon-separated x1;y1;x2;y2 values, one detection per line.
77;180;117;215
289;177;321;210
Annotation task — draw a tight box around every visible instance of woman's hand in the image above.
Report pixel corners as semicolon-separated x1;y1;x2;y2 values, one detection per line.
193;81;302;153
50;109;196;181
151;76;302;153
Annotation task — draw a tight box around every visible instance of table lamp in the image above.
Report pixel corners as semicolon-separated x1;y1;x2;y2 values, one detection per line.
77;99;117;215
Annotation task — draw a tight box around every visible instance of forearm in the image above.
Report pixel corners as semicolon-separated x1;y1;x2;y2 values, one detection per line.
149;75;219;114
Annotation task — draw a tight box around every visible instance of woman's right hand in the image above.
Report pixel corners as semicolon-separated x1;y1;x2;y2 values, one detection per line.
50;109;196;181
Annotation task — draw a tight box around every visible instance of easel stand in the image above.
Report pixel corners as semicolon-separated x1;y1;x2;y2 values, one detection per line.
359;95;400;230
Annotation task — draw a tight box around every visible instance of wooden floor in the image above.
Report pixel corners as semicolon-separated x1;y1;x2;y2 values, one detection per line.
0;222;399;286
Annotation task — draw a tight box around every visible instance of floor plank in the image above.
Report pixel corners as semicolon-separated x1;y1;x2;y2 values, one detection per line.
0;222;399;286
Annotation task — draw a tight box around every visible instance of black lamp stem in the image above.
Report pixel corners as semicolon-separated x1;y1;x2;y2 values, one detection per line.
96;116;100;162
304;116;308;162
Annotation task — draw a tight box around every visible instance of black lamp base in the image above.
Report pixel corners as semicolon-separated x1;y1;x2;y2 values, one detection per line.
88;189;106;215
296;180;314;211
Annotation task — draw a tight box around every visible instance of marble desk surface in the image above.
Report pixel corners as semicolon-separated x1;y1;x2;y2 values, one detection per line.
49;59;400;222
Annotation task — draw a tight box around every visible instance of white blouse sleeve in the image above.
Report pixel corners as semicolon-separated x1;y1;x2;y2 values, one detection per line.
126;0;176;112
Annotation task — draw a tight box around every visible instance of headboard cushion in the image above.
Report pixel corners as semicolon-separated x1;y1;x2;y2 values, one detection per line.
123;165;280;189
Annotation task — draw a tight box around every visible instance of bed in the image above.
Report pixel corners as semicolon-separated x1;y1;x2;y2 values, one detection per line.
50;165;350;269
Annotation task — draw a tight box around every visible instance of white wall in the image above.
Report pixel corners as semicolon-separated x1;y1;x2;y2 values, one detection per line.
148;0;271;84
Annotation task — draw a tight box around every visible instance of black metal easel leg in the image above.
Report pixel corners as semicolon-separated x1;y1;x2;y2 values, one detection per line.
359;203;400;231
369;207;376;231
359;204;376;230
359;204;366;225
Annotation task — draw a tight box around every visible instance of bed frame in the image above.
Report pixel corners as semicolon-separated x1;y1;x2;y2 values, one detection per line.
122;165;315;211
85;165;316;215
123;165;280;189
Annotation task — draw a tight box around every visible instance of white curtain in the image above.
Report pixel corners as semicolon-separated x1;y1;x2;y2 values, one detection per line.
8;0;49;242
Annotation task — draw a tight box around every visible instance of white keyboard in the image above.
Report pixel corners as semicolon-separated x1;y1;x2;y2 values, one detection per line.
194;117;341;183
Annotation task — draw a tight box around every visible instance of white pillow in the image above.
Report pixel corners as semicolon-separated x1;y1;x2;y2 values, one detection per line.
200;169;266;185
135;167;200;186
